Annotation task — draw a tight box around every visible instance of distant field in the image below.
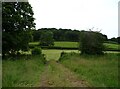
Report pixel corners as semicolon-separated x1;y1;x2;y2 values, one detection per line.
60;53;119;87
29;41;119;50
2;55;45;87
29;41;78;48
104;43;119;50
20;49;119;61
29;42;39;46
54;42;78;48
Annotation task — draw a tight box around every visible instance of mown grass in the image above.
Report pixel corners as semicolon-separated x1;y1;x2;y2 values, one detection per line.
20;49;79;61
42;49;79;61
54;42;78;48
104;43;119;50
29;41;120;50
29;41;78;49
60;53;119;87
2;55;45;87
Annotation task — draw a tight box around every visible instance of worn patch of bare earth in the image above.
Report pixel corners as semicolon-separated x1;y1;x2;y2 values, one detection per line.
39;61;90;87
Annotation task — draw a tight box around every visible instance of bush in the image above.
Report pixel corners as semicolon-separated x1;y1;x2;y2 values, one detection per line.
32;47;42;55
79;31;104;55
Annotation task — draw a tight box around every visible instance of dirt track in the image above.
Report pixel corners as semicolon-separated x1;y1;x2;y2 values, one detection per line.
40;61;89;87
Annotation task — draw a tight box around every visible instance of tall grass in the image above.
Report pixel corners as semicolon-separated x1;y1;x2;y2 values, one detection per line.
61;53;119;87
2;55;45;87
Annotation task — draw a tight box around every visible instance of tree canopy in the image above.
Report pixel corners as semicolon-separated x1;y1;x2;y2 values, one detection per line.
2;2;35;56
108;37;120;44
33;28;108;42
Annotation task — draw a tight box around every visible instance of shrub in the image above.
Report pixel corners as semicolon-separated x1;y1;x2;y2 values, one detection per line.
31;47;42;55
79;31;104;55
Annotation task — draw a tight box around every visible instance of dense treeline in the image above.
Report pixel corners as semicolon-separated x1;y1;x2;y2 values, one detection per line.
32;28;80;42
108;37;120;44
32;28;108;42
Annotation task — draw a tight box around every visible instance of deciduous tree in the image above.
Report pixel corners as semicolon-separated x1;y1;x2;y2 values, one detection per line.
2;2;35;56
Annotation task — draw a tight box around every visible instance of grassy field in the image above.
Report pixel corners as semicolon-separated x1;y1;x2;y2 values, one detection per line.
2;55;45;87
104;43;119;50
54;42;78;48
2;46;119;87
2;49;119;87
29;42;39;46
20;49;119;61
29;41;78;48
60;53;119;87
29;41;120;50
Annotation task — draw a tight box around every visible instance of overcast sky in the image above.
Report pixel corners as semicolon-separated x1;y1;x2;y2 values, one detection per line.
28;0;119;39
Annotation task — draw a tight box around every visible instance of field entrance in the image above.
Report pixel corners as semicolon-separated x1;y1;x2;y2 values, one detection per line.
42;49;79;61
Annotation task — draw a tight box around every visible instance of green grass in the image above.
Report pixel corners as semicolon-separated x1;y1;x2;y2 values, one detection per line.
103;43;119;50
2;49;119;87
29;42;39;46
2;55;45;87
19;49;79;61
29;41;78;48
40;61;88;87
29;41;120;50
60;53;119;87
54;42;78;48
42;49;79;61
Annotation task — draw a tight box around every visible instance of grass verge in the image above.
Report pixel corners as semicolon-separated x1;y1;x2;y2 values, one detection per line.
2;55;45;87
60;53;119;87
